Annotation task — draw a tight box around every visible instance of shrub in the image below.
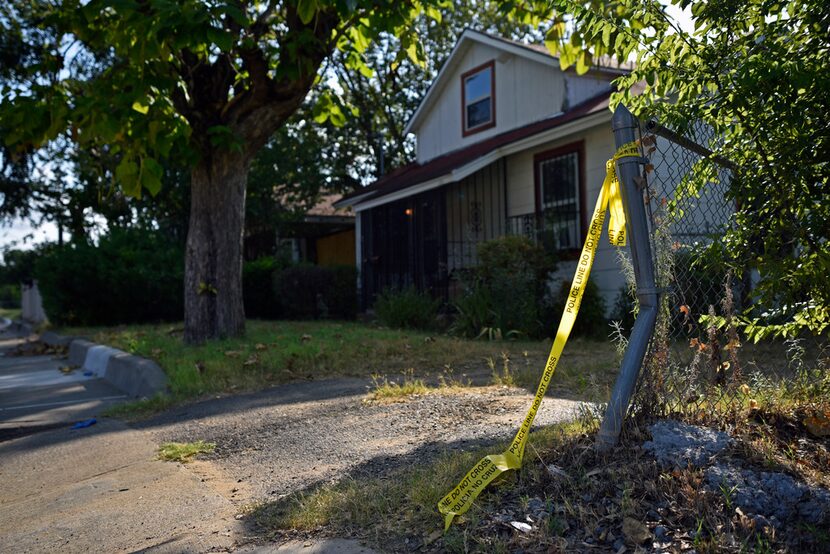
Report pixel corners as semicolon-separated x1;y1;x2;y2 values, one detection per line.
0;284;20;308
273;264;357;320
243;256;289;319
452;236;555;339
544;278;608;339
374;286;440;330
35;229;184;326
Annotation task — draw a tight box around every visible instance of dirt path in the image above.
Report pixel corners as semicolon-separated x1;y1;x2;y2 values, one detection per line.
136;378;585;511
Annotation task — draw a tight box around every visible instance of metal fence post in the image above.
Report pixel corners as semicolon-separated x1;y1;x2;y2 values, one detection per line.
596;104;660;450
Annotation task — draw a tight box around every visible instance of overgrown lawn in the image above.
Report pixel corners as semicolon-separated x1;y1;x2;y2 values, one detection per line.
60;320;620;416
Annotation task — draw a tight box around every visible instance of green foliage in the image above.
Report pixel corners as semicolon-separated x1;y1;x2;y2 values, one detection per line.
273;264;357;320
34;229;184;326
374;287;440;331
545;278;608;340
452;236;555;339
0;284;20;309
545;0;830;338
243;256;290;320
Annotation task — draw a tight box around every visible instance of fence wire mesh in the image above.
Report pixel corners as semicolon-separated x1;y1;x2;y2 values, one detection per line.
626;117;829;422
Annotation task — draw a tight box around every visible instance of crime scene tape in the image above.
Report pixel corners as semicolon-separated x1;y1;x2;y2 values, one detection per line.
437;141;641;531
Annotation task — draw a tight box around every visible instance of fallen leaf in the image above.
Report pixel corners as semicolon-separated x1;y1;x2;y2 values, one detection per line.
224;350;242;358
300;334;312;342
423;529;443;545
622;517;651;545
254;343;267;351
243;355;259;367
804;412;830;437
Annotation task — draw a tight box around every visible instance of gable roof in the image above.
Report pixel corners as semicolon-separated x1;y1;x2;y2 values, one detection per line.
336;89;612;210
403;29;628;136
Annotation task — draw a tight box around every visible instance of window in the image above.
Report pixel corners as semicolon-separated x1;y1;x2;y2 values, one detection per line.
536;146;582;251
461;61;495;135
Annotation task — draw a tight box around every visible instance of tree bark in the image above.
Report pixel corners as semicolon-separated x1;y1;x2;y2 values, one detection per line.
184;150;249;344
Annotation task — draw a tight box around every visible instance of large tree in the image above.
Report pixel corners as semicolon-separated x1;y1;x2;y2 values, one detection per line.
544;0;829;335
0;0;548;343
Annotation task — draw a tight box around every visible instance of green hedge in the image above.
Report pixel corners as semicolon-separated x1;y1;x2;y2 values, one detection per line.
273;264;358;320
375;286;440;330
243;256;289;319
35;229;184;326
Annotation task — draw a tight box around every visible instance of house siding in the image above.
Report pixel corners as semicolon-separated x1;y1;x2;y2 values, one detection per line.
415;42;613;164
504;121;624;312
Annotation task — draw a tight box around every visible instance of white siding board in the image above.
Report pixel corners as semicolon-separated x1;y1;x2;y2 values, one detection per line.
500;121;628;313
415;43;568;163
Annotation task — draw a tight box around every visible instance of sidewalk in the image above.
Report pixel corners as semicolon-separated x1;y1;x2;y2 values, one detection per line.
0;326;243;552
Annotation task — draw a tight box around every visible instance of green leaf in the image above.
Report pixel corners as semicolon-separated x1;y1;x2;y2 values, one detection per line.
576;51;590;75
132;101;150;114
296;0;317;25
425;6;442;23
115;157;141;198
207;27;234;52
141;157;163;196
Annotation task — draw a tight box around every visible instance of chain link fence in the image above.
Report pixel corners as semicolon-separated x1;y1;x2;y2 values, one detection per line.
625;117;829;421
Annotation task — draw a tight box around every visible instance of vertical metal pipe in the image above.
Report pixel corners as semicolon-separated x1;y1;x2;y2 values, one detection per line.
596;104;660;450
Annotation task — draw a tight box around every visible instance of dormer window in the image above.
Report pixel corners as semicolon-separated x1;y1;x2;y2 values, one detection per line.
461;61;495;136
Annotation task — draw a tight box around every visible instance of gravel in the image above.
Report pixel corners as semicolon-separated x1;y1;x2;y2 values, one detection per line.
705;464;830;525
136;377;584;504
643;419;733;468
642;419;830;528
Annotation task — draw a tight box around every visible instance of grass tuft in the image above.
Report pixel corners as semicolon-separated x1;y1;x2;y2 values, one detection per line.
157;440;215;463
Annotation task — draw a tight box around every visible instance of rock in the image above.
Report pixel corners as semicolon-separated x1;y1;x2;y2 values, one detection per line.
706;464;830;525
654;525;668;541
622;517;651;545
643;420;733;468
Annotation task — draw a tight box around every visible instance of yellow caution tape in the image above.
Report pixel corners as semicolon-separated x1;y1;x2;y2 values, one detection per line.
437;141;641;530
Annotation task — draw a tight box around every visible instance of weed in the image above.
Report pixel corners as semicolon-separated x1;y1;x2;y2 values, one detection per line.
157;440;215;463
369;368;429;401
489;351;515;386
718;480;738;511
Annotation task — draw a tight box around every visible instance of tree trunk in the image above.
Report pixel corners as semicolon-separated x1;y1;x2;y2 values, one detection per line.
184;151;249;344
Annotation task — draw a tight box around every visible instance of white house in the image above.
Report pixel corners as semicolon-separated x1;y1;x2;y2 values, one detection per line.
335;29;711;310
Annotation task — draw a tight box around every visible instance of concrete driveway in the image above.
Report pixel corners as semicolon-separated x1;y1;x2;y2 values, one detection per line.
0;324;242;552
0;321;130;440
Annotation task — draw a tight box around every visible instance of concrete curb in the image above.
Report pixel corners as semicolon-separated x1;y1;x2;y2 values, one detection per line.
64;335;169;399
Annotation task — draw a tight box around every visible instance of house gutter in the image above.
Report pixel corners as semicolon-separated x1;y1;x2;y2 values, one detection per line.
345;109;611;212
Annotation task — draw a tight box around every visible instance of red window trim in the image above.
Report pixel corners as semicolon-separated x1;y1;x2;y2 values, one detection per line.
461;60;496;137
533;140;587;258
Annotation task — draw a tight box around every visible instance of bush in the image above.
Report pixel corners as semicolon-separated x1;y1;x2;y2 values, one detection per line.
243;256;289;319
452;236;555;338
544;278;608;340
0;284;20;308
35;229;184;326
273;264;357;320
374;286;440;330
